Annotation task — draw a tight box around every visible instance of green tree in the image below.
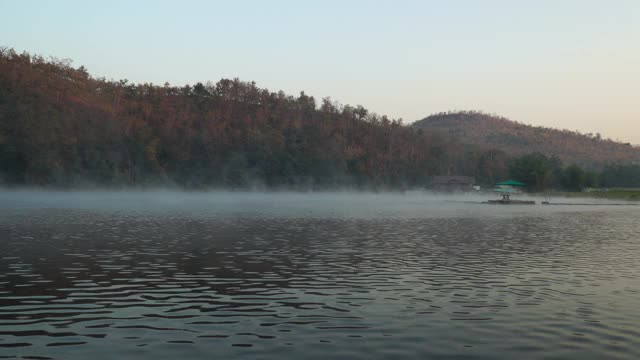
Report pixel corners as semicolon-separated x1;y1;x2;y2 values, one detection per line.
561;165;586;192
600;164;640;188
508;153;554;192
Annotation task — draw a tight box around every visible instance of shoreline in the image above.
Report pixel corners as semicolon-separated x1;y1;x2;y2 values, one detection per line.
544;190;640;202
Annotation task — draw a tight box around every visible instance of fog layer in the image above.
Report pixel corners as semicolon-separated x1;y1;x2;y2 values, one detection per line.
0;190;636;219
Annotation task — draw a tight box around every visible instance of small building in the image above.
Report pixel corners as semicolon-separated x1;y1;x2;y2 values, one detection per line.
431;176;476;192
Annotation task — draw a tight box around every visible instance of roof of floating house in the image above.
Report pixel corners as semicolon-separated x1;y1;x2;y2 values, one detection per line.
432;176;475;185
496;180;526;186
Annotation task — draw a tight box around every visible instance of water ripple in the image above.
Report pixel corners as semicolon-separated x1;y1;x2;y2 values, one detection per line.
0;204;639;359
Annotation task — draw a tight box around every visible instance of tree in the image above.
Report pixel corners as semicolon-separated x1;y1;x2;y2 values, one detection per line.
561;165;586;192
508;153;554;192
600;164;640;188
2;48;636;191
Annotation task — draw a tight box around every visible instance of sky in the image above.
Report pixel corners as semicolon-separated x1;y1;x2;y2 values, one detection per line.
1;0;639;143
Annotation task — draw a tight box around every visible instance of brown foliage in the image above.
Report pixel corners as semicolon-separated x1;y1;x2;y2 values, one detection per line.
413;111;640;169
1;48;494;188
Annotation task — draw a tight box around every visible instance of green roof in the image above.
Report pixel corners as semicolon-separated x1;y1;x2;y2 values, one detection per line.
496;180;526;186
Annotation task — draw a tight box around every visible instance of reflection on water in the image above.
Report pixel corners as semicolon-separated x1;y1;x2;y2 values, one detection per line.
0;192;639;359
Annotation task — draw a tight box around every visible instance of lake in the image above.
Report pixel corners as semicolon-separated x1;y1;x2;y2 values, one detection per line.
0;191;639;359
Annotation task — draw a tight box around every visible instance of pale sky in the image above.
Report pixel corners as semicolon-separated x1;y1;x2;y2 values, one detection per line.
2;0;639;143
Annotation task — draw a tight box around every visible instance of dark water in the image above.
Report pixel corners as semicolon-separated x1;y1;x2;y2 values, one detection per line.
0;192;639;359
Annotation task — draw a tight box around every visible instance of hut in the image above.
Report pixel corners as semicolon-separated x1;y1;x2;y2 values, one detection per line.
431;176;476;192
495;180;526;194
490;180;533;204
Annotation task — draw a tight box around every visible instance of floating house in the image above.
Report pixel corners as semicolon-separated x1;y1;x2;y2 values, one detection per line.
495;179;526;194
489;180;534;204
431;176;476;192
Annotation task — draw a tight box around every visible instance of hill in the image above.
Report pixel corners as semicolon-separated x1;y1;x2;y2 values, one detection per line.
0;48;489;189
412;111;640;169
1;48;637;190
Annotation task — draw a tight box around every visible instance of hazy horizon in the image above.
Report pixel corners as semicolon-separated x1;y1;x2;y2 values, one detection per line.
1;0;638;143
1;189;633;216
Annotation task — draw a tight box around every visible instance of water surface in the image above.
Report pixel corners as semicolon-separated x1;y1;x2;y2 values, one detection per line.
0;191;639;359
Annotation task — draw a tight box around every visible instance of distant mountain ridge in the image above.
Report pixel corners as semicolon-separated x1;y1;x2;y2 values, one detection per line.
412;111;639;169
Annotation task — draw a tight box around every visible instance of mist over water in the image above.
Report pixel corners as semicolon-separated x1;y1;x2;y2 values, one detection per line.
0;190;634;217
1;191;639;359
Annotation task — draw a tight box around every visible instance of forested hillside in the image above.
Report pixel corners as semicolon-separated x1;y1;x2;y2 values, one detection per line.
2;49;638;190
0;48;513;189
412;111;640;169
